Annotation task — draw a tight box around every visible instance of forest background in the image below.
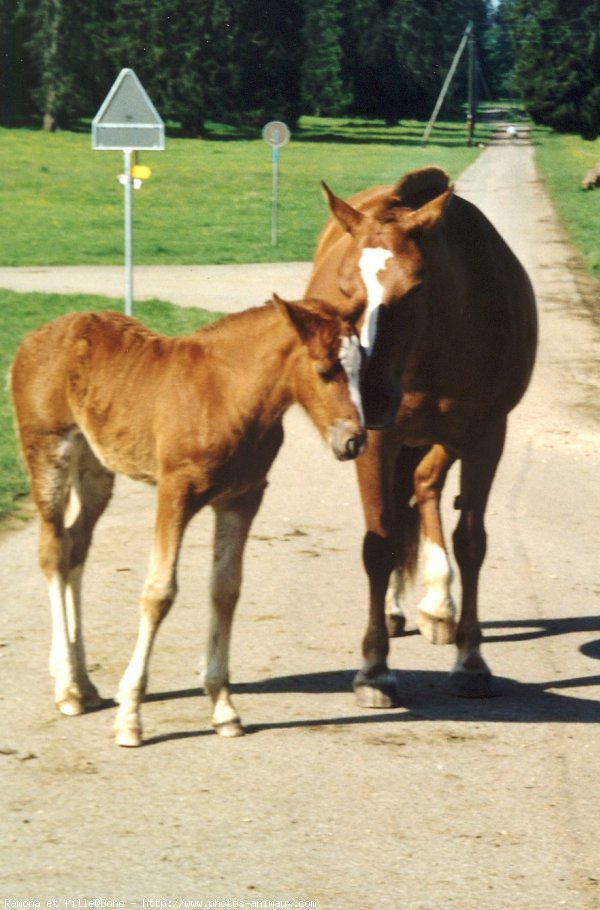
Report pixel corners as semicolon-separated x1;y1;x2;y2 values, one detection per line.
1;0;599;139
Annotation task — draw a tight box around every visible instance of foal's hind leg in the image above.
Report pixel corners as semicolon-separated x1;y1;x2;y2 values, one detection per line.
450;417;507;697
204;486;266;737
35;433;114;714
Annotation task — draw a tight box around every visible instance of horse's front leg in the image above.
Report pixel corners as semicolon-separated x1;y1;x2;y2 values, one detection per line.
413;444;457;645
113;477;190;747
353;431;402;707
450;417;507;697
204;487;266;737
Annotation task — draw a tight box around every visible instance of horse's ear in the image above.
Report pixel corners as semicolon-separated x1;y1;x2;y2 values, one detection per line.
321;181;365;235
273;294;314;342
406;187;453;237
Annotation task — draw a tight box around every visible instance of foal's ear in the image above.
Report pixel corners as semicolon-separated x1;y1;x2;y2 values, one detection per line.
273;293;314;342
321;181;365;236
405;187;453;237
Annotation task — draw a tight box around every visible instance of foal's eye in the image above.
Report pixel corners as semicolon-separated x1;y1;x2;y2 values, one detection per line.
318;361;344;383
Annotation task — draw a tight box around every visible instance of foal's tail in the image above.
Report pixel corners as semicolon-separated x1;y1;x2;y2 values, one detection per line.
393;445;427;582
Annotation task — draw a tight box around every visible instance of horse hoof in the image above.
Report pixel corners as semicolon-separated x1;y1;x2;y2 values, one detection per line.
386;613;406;638
353;671;400;708
57;695;85;716
417;611;456;645
114;727;143;747
214;720;244;738
449;669;493;699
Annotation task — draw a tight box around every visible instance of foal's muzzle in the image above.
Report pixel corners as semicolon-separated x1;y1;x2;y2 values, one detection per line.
329;420;367;461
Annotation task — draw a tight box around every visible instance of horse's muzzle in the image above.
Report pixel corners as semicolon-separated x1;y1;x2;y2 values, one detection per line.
329;420;367;461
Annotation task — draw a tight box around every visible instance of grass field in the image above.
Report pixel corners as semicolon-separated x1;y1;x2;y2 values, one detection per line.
0;117;483;266
534;129;600;280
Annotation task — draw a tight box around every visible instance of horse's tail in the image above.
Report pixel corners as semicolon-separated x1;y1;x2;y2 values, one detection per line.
393;445;427;582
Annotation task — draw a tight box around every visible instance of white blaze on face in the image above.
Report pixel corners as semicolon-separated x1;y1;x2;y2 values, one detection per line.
339;334;365;428
358;247;393;357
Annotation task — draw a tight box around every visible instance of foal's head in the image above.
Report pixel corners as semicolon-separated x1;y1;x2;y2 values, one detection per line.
274;294;367;461
321;167;453;428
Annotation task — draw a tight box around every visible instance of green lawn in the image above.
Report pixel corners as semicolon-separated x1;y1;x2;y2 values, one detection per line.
0;117;483;266
534;129;600;281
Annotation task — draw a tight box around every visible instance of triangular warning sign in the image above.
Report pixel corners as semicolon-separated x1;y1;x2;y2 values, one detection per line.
92;69;164;150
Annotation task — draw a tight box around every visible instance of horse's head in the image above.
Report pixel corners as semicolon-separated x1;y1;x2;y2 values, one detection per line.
321;169;453;429
273;294;367;461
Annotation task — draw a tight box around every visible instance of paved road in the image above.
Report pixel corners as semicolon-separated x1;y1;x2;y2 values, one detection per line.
0;261;312;313
1;144;599;910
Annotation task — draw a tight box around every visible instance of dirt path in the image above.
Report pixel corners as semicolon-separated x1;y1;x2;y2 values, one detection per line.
1;144;599;910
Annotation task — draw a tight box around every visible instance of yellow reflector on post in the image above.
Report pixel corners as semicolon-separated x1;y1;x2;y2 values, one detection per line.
131;165;152;180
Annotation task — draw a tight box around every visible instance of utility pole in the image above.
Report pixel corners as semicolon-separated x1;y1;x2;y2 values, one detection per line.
422;22;473;146
467;22;476;146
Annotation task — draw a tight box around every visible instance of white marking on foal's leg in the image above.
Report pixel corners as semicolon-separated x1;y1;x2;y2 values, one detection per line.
358;247;393;356
48;572;86;715
204;509;253;737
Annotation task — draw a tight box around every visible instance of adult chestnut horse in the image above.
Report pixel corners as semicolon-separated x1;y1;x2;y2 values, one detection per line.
10;297;366;746
306;166;537;704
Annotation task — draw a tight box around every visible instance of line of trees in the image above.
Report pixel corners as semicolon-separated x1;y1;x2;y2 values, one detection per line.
1;0;598;138
495;0;600;140
1;0;491;132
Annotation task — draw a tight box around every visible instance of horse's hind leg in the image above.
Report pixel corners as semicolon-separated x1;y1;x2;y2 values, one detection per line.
385;445;427;638
413;444;457;645
34;433;114;714
450;417;506;697
204;486;266;737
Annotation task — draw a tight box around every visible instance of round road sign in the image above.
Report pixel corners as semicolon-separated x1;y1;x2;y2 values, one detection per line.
262;121;291;148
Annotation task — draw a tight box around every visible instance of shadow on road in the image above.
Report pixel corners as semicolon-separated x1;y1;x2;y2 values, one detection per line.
135;671;600;749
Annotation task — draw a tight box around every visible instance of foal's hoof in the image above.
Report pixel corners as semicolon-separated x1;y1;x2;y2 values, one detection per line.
214;720;244;738
57;682;102;716
449;668;493;699
417;610;456;645
57;695;86;716
353;670;400;708
114;726;143;748
386;612;406;638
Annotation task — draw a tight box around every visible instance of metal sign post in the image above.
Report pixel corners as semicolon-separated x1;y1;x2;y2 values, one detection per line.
262;121;290;246
92;69;164;315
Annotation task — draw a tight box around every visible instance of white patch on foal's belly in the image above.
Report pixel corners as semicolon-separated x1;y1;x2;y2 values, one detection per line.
358;247;393;356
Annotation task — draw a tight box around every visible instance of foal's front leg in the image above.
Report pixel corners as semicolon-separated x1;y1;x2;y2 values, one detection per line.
113;479;190;747
204;487;265;737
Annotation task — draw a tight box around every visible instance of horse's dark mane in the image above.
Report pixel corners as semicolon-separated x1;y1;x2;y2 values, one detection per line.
384;166;451;213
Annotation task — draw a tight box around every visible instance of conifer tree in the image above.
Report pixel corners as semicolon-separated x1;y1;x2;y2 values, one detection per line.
300;0;351;116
